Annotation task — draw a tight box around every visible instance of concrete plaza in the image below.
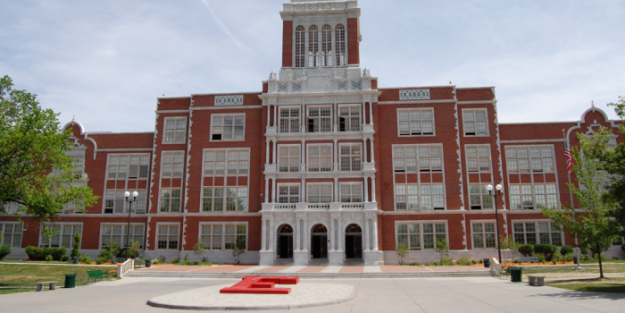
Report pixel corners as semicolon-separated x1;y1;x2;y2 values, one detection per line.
2;276;624;313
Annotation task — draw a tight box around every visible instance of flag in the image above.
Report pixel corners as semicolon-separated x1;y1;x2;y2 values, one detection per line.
564;141;573;174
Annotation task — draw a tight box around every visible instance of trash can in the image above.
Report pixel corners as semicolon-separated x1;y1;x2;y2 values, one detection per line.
145;259;151;268
573;256;579;265
510;267;523;283
73;256;79;264
64;274;77;288
483;258;491;268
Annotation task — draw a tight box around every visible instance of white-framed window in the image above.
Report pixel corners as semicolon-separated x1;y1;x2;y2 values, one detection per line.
160;189;182;213
395;184;445;210
308;25;319;67
202;187;248;212
398;109;434;136
1;223;22;247
100;224;145;249
469;184;493;210
396;221;447;250
308;144;332;172
307;106;332;133
295;26;306;68
107;154;150;180
278;145;300;173
466;145;491;173
321;24;333;67
506;146;555;173
335;24;346;66
199;223;247;250
163;117;187;144
307;183;333;203
339;105;361;132
71;155;85;177
340;183;363;203
2;202;21;214
40;223;82;249
161;151;184;178
463;109;488;136
393;145;443;173
279;107;300;133
340;144;362;171
157;224;179;250
278;184;300;203
513;220;563;246
509;184;558;210
203;149;250;177
472;221;496;249
211;114;245;141
104;190;147;214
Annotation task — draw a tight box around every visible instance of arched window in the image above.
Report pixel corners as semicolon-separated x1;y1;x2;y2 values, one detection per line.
308;25;319;67
335;24;346;66
321;25;333;67
295;26;306;68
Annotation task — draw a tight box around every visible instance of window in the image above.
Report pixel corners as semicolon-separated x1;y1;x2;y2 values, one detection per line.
107;154;150;180
161;152;184;178
203;149;249;177
418;146;442;172
472;222;496;249
104;190;147;214
308;145;332;172
1;223;22;247
395;184;444;210
469;184;493;210
506;146;555;173
509;184;558;210
40;224;82;248
335;24;346;66
224;187;248;212
225;225;247;249
513;221;563;246
321;25;333;66
339;106;361;132
463;109;488;136
307;184;333;203
2;202;20;214
160;189;181;213
164;117;187;143
100;224;144;249
202;188;223;212
279;108;300;133
308;107;332;133
394;145;442;173
278;146;300;172
71;155;85;177
340;144;362;171
278;185;300;203
466;146;491;172
340;183;362;203
397;222;447;250
295;26;306;68
308;25;319;67
211;115;245;141
398;109;434;136
157;224;179;250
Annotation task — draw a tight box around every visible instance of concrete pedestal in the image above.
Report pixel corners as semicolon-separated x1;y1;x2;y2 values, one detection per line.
364;250;382;265
294;251;309;266
329;251;344;266
259;251;275;266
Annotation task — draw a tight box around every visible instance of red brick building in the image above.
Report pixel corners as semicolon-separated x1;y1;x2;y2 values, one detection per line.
2;0;624;264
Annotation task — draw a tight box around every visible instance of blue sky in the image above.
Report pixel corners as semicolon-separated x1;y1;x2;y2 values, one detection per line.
1;0;624;132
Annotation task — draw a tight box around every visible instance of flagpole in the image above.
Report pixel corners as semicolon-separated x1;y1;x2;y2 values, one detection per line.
563;129;578;246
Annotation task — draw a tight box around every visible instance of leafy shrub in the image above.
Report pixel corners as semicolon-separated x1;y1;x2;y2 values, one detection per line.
0;246;11;260
580;246;589;255
560;245;573;256
79;254;94;264
395;243;409;264
612;256;620;260
581;255;589;261
172;257;180;264
536;254;546;263
534;244;557;260
455;257;473;266
150;258;160;265
25;246;67;261
45;254;53;262
513;257;520;263
60;255;69;262
184;254;189;262
95;257;105;265
518;244;534;256
564;254;574;262
70;233;81;258
426;261;440;266
117;248;137;259
158;256;165;264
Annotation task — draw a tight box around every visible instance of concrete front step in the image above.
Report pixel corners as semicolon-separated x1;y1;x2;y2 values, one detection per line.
126;270;495;279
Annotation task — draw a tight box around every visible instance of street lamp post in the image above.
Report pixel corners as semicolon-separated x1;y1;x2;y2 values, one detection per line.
486;184;504;264
124;191;139;261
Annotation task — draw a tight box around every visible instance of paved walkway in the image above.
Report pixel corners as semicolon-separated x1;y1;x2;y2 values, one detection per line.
136;264;488;274
1;277;623;313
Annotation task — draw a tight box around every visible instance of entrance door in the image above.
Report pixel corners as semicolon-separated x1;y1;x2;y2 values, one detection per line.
310;224;328;259
277;225;293;259
345;224;363;259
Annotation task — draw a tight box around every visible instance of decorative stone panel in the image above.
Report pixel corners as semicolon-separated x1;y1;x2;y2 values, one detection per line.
399;89;430;100
215;95;244;106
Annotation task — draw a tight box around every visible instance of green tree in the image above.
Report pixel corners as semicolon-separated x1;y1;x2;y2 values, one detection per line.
541;136;620;278
232;238;246;264
0;75;98;222
435;239;450;263
70;233;81;258
395;243;409;265
193;242;207;262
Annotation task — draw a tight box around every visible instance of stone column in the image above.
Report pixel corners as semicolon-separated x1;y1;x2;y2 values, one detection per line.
364;218;370;251
261;218;267;251
372;218;379;251
364;176;369;202
371;176;377;202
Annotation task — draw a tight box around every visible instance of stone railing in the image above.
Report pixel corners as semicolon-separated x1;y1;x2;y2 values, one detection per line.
117;258;134;278
262;202;375;212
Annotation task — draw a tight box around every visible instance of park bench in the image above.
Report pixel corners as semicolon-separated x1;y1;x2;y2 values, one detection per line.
87;270;111;284
499;267;511;279
518;256;540;263
36;281;58;292
528;275;546;286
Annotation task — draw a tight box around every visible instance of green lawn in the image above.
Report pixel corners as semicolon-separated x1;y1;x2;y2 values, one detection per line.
521;264;625;275
0;264;117;295
549;278;625;293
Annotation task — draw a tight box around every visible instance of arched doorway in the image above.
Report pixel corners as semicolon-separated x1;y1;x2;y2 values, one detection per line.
277;224;293;259
310;224;328;259
345;224;363;259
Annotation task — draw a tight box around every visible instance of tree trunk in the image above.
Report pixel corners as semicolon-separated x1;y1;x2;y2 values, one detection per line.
597;243;604;279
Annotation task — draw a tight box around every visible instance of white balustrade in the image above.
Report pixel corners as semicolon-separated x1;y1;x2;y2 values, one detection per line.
117;258;134;278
